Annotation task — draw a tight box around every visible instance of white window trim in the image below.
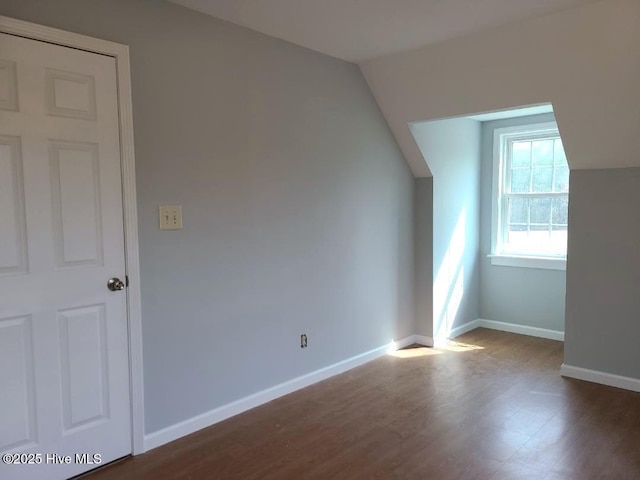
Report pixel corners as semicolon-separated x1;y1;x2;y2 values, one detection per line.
490;121;567;271
488;254;566;271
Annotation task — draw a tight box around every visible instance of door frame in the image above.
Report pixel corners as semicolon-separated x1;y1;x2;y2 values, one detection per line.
0;15;145;455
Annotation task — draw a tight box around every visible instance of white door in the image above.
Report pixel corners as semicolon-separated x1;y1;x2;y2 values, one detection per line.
0;32;131;480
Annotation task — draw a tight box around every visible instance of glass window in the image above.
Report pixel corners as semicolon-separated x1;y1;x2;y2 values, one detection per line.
493;122;569;259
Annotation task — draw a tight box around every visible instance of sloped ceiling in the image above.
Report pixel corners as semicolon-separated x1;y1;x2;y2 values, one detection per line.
360;0;640;176
168;0;599;62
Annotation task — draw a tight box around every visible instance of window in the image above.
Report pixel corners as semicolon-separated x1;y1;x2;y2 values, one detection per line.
491;122;569;270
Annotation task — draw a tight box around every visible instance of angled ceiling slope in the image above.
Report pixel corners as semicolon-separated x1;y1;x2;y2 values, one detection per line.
360;0;640;176
169;0;600;62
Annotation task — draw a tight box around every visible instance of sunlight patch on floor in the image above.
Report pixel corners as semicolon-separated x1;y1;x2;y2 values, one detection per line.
443;339;485;352
389;347;443;358
388;339;484;358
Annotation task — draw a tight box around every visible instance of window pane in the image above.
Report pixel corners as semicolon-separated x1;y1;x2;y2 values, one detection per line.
553;165;569;192
510;167;530;193
532;139;553;166
497;127;568;258
549;228;567;254
507;225;528;253
530;198;551;224
554;139;568;166
508;197;528;224
552;196;568;225
530;224;551;248
512;141;531;167
532;166;553;193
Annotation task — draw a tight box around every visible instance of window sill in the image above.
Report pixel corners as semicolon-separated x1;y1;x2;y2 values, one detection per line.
488;254;566;271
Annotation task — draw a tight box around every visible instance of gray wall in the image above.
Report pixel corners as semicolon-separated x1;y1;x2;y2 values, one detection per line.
414;177;433;337
565;168;640;378
1;0;415;433
411;118;481;340
479;114;566;332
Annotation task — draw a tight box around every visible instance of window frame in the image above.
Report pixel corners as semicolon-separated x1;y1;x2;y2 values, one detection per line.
490;121;567;271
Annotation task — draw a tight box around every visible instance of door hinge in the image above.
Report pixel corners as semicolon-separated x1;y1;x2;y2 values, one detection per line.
125;275;129;287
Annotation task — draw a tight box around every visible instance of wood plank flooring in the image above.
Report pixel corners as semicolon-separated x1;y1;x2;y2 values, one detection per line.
84;328;640;479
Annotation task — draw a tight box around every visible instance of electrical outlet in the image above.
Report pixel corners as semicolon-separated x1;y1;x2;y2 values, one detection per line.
159;205;183;230
300;334;308;348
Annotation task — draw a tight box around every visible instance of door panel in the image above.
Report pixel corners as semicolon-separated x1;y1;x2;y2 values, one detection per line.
0;32;131;480
45;68;97;120
0;135;27;274
58;304;109;431
0;315;36;451
0;58;19;110
50;141;103;267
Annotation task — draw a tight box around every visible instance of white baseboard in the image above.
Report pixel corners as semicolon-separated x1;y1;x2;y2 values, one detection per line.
143;334;415;452
415;334;434;347
391;335;417;351
421;318;562;347
474;319;564;341
448;319;482;339
561;364;640;393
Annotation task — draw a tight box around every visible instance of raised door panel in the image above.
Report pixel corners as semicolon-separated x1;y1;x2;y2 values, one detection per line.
45;69;96;120
50;141;103;267
0;316;37;452
0;59;18;111
0;135;27;275
58;304;109;432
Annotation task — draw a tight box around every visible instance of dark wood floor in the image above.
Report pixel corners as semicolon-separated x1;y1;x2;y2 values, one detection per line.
85;328;640;479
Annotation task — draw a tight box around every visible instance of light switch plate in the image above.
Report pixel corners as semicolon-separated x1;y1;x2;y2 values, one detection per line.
159;205;183;230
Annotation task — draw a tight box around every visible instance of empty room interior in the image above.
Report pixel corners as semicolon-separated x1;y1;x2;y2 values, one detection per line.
1;0;639;479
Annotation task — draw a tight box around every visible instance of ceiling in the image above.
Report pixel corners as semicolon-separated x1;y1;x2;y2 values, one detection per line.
169;0;600;62
466;104;554;122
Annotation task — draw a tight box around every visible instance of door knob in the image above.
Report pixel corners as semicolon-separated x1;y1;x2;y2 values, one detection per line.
107;277;126;291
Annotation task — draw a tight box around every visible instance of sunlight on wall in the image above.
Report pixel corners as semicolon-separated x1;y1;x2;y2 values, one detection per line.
433;208;466;344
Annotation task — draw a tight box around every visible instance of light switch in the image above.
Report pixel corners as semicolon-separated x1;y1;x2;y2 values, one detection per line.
159;205;183;230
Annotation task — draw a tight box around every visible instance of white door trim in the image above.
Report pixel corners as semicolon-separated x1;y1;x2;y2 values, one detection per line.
0;15;145;455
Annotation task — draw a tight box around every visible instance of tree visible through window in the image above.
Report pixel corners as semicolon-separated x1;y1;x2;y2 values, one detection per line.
493;122;569;258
